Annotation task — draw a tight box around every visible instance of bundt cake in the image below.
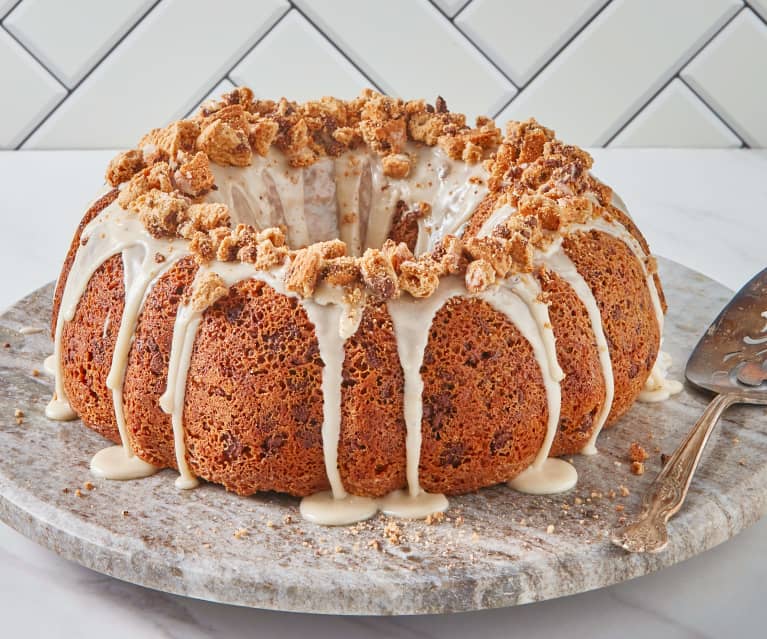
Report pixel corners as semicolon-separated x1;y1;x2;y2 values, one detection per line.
45;87;680;525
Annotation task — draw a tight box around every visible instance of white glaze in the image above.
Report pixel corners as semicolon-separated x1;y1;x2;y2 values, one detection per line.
18;326;44;335
209;145;487;257
387;278;465;500
90;445;160;480
106;245;181;458
638;351;683;403
539;249;615;456
480;283;565;489
43;354;57;376
48;202;180;423
508;458;578;494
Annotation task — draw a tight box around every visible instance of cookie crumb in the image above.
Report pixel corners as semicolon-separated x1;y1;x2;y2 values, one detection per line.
628;441;648;463
233;528;249;539
84;481;95;491
368;539;382;551
425;511;446;525
619;484;630;497
546;524;555;534
75;489;84;498
630;461;645;476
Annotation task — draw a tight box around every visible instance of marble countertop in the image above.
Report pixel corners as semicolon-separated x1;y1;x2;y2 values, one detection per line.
0;149;765;637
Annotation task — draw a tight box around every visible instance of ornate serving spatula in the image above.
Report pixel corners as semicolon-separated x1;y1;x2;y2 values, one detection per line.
613;268;767;553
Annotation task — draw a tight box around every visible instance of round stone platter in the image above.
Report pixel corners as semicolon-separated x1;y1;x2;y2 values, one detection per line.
0;258;766;615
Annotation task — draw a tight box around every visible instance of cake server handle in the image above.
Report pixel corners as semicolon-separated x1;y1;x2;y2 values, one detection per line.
612;392;747;553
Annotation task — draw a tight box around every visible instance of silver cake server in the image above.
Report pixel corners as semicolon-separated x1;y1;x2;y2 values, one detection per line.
613;267;767;553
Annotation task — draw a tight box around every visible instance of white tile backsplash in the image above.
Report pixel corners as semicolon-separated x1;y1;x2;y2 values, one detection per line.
456;0;608;85
746;0;767;20
0;0;18;18
21;0;288;149
610;79;741;148
294;0;516;120
0;0;763;149
497;0;742;146
231;10;368;103
4;0;154;88
0;28;66;147
432;0;469;18
682;9;767;147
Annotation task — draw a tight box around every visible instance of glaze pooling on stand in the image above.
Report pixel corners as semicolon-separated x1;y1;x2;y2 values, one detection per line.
90;444;159;480
639;351;683;403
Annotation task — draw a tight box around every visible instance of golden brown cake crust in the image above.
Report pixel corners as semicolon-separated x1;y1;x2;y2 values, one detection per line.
540;268;607;457
181;279;329;497
563;231;661;424
339;303;407;497
60;254;124;444
418;297;548;495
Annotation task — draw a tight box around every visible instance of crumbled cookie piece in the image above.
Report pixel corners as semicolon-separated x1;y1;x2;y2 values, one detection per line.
425;511;446;525
382;153;411;179
465;258;496;293
323;256;361;287
197;120;252;167
174;152;215;197
381;239;415;274
178;202;231;239
248;117;280;156
189;231;215;264
190;272;228;312
117;162;174;208
399;259;440;298
141;120;200;160
431;234;465;275
464;236;512;279
359;248;399;299
129;189;189;238
286;247;323;297
630;461;645;476
629;442;649;463
384;520;403;545
106;149;145;186
315;239;347;260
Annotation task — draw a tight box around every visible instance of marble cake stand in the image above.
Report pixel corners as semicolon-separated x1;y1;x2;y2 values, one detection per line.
0;258;765;615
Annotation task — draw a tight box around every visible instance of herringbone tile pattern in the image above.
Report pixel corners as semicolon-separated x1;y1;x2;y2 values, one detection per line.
1;0;764;149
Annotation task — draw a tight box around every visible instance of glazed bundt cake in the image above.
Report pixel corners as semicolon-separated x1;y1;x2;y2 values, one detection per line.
46;87;679;525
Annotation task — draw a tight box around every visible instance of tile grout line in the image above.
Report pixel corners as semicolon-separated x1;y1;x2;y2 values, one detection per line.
13;0;164;149
451;0;475;22
491;0;613;119
184;5;293;117
744;3;767;27
427;0;519;92
604;6;749;148
677;76;747;148
288;1;385;94
0;0;23;22
0;23;69;92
